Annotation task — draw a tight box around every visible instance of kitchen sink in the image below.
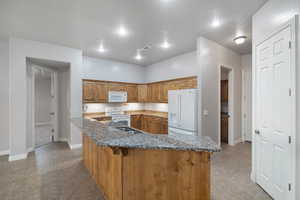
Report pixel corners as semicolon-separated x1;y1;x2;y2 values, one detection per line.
116;127;142;134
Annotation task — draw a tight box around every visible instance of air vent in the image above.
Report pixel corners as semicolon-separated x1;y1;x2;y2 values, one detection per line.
140;45;152;52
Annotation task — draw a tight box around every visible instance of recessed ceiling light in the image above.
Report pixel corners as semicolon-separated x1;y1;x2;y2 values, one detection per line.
160;40;171;49
211;19;220;28
234;36;247;45
135;50;143;60
116;25;129;37
98;41;106;53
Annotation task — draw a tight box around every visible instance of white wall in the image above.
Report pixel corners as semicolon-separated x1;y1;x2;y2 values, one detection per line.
9;38;82;160
145;51;200;82
252;0;299;198
198;37;242;144
83;56;145;83
0;39;9;153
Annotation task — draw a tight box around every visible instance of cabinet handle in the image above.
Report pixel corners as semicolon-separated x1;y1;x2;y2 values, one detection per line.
255;130;260;135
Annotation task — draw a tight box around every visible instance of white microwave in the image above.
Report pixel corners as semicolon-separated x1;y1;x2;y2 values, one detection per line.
108;91;127;103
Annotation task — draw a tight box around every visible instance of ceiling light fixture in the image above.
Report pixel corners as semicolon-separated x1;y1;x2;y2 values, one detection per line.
234;36;247;45
135;50;142;60
160;40;171;49
211;18;221;28
116;25;129;37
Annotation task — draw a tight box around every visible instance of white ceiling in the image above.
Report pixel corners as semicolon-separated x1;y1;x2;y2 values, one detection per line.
0;0;267;66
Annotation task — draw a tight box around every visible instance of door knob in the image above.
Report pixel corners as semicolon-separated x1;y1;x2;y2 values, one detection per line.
255;130;260;135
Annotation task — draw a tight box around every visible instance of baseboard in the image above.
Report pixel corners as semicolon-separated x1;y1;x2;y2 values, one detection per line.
234;138;243;145
57;138;69;142
68;143;82;150
27;147;34;153
0;149;10;156
9;153;28;161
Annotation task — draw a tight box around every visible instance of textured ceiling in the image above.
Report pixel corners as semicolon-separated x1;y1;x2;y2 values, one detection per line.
0;0;267;66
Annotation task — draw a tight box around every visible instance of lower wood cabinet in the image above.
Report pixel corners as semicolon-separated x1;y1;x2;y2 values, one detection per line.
83;135;211;200
131;114;168;134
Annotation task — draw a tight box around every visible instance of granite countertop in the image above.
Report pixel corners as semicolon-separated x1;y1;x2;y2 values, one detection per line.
72;118;220;153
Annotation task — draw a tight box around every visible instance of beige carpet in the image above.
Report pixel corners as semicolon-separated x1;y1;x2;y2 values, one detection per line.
0;142;272;200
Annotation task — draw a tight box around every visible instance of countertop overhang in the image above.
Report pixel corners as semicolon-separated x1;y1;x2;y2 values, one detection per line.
72;118;220;153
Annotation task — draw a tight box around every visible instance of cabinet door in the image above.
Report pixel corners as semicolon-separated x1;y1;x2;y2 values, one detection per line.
151;83;161;102
131;115;141;129
141;115;148;131
159;82;169;103
108;83;126;92
83;81;96;102
147;84;153;102
172;77;197;90
127;85;138;102
160;118;168;134
94;82;107;102
146;116;161;134
138;85;148;102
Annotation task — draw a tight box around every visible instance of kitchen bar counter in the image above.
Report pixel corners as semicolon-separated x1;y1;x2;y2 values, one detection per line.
72;118;219;152
73;118;219;200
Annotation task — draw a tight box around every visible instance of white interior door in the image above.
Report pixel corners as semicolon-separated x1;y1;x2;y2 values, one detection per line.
255;25;293;199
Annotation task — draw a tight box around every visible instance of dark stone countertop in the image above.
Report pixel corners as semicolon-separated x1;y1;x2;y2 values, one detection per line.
72;118;220;153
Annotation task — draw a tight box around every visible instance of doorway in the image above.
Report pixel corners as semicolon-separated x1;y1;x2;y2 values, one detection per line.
26;57;70;151
218;65;234;147
33;67;57;148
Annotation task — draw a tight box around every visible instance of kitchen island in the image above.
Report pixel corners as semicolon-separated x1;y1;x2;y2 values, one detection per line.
72;118;220;200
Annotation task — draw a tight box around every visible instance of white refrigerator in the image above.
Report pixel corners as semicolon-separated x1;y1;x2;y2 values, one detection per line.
168;89;198;136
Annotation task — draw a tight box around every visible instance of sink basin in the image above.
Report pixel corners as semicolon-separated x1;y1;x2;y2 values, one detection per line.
116;127;142;134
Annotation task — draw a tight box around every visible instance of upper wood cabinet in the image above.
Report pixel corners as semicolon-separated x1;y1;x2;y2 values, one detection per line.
160;82;169;103
94;82;107;102
82;76;197;103
137;85;148;102
108;83;126;92
126;85;138;103
83;81;96;102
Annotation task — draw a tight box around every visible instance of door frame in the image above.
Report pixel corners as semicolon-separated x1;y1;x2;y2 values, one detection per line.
252;17;296;200
31;65;59;149
218;65;235;147
241;68;252;142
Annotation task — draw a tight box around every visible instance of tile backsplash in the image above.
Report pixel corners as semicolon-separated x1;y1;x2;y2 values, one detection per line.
83;103;168;113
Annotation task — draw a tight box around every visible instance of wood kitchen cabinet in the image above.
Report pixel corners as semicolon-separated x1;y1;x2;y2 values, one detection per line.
131;114;168;134
221;80;228;102
126;85;138;102
108;83;126;92
160;118;168;134
82;76;197;103
137;85;148;102
130;115;142;130
159;82;169;103
83;81;96;102
94;82;107;102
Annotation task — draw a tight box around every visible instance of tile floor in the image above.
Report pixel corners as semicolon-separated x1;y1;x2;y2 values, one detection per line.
0;142;272;200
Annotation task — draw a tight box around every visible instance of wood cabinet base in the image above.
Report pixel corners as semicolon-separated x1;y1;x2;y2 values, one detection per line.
83;135;211;200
